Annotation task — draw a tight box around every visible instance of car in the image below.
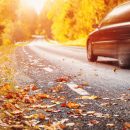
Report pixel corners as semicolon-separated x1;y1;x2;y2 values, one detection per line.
87;1;130;68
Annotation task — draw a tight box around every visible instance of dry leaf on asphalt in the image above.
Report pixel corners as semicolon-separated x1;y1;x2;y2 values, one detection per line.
36;93;50;99
106;123;115;128
124;122;130;129
81;95;100;100
55;76;70;82
66;123;75;127
51;85;63;93
87;111;96;115
88;120;100;126
61;102;80;109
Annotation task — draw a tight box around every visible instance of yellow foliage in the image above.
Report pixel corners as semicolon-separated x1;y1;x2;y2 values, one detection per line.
61;38;86;47
45;0;127;43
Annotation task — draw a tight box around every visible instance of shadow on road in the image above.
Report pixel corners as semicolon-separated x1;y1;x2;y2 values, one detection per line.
97;60;118;66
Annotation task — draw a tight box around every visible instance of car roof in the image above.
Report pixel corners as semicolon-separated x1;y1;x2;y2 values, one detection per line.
116;1;130;8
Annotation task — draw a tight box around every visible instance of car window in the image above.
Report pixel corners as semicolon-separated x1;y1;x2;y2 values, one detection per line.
100;3;130;27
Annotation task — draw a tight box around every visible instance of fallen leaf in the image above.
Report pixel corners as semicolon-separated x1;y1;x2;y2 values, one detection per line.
5;92;15;99
38;113;45;120
36;94;50;99
113;68;117;72
102;98;110;100
55;76;70;82
67;102;80;109
80;82;89;86
31;84;39;91
10;125;24;129
4;111;13;117
94;113;103;118
2;103;16;110
0;84;14;95
87;111;96;115
73;109;83;115
23;96;36;104
30;104;46;109
51;85;63;93
88;120;100;126
124;122;130;129
66;123;75;127
81;95;100;100
75;85;84;89
0;120;9;127
103;114;111;119
100;102;111;107
12;110;23;115
106;123;115;128
61;102;67;107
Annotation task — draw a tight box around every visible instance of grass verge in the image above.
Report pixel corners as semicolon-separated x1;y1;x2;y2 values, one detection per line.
61;38;86;47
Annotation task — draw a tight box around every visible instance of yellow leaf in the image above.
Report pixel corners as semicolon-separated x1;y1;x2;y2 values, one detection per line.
81;95;100;100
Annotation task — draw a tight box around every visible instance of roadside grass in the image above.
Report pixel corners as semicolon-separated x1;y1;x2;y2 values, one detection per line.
15;41;30;47
0;44;16;89
61;38;86;47
0;45;15;64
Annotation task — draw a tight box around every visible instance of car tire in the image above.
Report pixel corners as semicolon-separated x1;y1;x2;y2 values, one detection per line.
87;41;97;62
118;47;130;69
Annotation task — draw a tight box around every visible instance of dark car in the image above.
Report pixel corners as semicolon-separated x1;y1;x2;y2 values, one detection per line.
87;1;130;68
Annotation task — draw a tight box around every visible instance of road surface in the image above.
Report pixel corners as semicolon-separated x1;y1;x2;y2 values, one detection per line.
15;39;130;130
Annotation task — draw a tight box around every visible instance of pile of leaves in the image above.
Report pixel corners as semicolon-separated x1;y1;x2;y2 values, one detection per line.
0;79;129;130
0;82;82;130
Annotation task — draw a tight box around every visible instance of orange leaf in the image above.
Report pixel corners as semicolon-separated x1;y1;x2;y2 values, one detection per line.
55;76;70;82
67;102;80;109
23;96;36;104
38;113;45;120
51;85;63;93
2;103;16;110
0;84;14;95
5;92;14;99
88;120;100;125
31;85;39;91
124;122;130;129
36;94;50;99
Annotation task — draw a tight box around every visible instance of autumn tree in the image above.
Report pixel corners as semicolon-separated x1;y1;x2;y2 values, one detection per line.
0;0;19;45
13;4;38;42
37;0;53;39
0;0;38;44
47;0;105;41
44;0;127;42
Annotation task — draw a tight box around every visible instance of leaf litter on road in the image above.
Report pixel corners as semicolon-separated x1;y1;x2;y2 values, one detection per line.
0;79;129;130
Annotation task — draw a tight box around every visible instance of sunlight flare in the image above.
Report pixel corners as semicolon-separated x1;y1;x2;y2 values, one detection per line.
20;0;46;14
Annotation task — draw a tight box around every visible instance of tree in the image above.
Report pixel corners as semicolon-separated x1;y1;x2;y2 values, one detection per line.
0;0;20;45
47;0;105;41
13;5;38;41
37;0;53;38
45;0;127;42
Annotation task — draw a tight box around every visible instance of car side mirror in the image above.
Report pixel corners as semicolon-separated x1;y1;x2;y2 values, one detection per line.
92;24;99;28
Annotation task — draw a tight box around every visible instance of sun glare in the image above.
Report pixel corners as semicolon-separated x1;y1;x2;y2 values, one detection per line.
21;0;46;14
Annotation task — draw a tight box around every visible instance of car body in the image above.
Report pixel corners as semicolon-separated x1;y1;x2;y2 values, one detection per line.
87;1;130;68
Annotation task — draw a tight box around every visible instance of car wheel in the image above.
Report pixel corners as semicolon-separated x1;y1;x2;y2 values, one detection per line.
118;47;130;68
87;41;97;62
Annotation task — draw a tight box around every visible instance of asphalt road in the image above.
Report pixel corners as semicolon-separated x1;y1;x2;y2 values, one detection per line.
15;39;130;130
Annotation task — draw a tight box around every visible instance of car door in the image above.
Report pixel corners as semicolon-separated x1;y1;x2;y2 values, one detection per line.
93;25;118;58
93;3;130;58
